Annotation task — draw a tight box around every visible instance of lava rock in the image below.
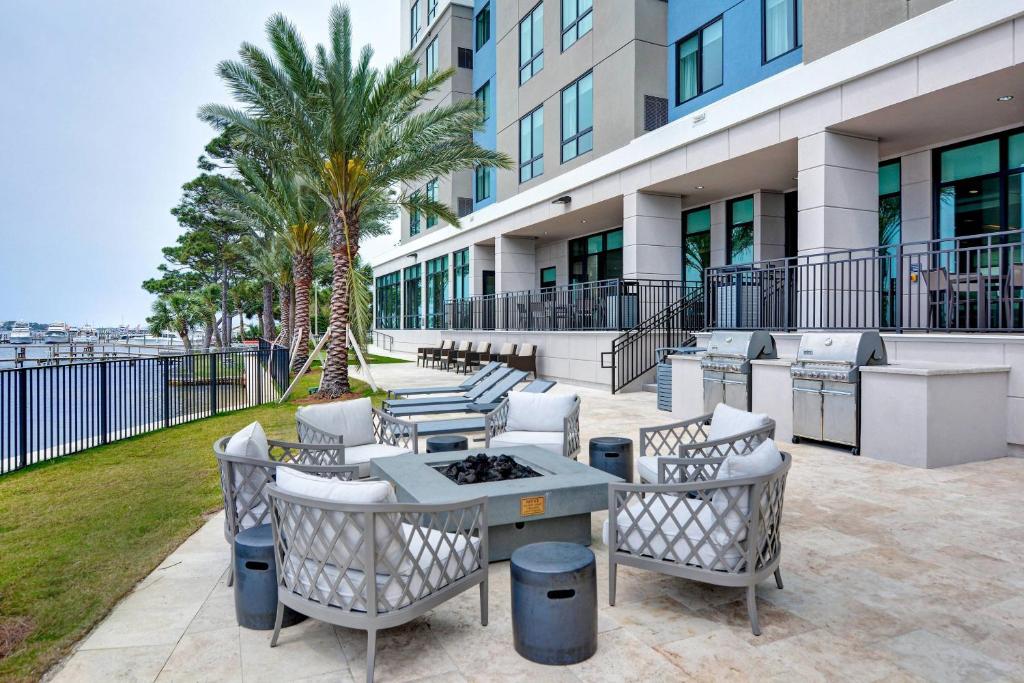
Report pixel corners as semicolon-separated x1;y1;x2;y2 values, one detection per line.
437;453;541;485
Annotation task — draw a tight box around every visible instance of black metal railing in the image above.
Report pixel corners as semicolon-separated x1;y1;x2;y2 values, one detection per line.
442;278;690;332
705;229;1024;333
0;343;289;476
603;285;705;393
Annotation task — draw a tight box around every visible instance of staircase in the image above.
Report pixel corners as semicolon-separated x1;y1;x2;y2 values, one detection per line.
602;288;705;393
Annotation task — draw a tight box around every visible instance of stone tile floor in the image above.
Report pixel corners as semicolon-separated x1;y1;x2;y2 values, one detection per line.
49;360;1024;682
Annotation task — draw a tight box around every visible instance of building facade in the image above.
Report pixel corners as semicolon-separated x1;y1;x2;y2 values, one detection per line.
375;0;1024;451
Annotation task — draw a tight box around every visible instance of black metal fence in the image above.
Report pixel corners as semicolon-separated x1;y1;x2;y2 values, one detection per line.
705;229;1024;333
0;343;289;476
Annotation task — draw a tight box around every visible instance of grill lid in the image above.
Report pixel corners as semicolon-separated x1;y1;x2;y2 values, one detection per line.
793;331;887;368
704;331;778;360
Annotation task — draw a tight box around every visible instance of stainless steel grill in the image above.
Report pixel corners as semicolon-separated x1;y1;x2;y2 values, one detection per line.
701;331;777;412
790;331;887;454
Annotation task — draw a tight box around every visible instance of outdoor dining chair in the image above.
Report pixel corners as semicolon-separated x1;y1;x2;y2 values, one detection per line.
267;468;488;683
213;421;360;586
454;341;491;374
507;343;538;378
636;403;776;484
487;342;517;363
441;341;470;371
296;398;418;478
417;339;451;367
607;443;791;636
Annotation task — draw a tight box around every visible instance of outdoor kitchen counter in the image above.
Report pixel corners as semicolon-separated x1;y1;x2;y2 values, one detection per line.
670;353;705;419
861;362;1010;468
751;358;796;442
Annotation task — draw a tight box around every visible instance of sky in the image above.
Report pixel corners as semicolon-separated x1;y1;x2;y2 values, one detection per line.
0;0;400;327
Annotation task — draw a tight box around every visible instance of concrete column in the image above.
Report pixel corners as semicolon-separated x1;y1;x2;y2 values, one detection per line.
899;150;933;329
709;201;727;267
622;192;683;280
470;243;495;296
754;191;787;261
797;130;879;254
494;235;536;293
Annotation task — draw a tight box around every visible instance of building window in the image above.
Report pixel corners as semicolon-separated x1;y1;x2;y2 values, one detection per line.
475;80;491;120
427;0;438;24
519;107;544;183
763;0;802;62
375;271;401;329
561;0;592;51
519;3;544;85
426;255;449;329
403;264;422;329
569;228;623;283
475;166;491;202
458;47;473;69
409;190;421;236
561;72;593;163
476;3;491;50
727;196;754;265
425;178;439;228
878;160;901;328
411;62;420;87
410;1;421;48
540;266;557;289
676;17;723;105
425;37;439;77
453;249;470;299
682;206;711;288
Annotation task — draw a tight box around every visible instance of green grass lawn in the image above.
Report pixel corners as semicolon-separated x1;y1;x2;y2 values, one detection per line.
0;369;386;682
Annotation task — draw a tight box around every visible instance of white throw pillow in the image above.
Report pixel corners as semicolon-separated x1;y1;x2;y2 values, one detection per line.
298;398;376;447
505;392;577;432
711;439;784;545
275;467;408;574
707;403;772;443
224;421;270;460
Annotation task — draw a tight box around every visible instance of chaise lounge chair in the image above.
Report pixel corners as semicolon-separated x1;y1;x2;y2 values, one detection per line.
386;361;502;398
385;370;537;417
412;379;559;436
383;367;515;409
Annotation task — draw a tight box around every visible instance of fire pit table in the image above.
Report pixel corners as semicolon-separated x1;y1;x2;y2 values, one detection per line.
371;447;622;561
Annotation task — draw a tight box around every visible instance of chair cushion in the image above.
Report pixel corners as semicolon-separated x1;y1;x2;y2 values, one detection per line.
497;343;516;355
707;403;772;444
490;431;564;456
505;392;577;432
636;456;662;483
712;439;784;545
224;421;270;460
283;523;480;613
343;443;411;478
603;496;743;572
275;467;404;573
297;398;376;447
517;343;535;356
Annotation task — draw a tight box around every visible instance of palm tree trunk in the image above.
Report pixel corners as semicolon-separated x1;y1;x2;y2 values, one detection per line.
276;284;291;345
203;321;213;350
291;254;313;373
262;282;274;340
320;211;358;397
221;267;231;347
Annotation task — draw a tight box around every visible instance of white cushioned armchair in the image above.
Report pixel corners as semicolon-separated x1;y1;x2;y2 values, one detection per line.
296;398;417;477
267;469;488;683
484;392;581;459
637;403;776;483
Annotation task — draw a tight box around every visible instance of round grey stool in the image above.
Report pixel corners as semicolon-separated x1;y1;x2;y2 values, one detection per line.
589;436;633;482
426;435;468;453
510;542;597;665
233;524;305;630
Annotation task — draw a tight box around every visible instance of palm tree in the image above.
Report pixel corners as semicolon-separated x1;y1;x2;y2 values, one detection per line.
147;292;203;351
200;4;512;397
216;157;325;371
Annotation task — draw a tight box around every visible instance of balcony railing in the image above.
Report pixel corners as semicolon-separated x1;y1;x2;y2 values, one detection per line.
705;229;1024;333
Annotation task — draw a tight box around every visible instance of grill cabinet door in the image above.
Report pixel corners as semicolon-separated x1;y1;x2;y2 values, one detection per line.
722;372;750;411
703;371;724;413
792;378;823;440
822;381;858;446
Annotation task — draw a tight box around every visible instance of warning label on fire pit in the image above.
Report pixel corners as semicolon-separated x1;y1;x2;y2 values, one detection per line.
520;495;546;517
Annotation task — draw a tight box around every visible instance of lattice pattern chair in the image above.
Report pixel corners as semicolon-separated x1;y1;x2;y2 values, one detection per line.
606;442;791;635
637;403;776;483
296;398;417;478
214;422;360;586
485;392;581;459
267;468;488;683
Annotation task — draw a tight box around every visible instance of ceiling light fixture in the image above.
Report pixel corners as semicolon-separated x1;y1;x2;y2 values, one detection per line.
997;95;1014;102
581;219;588;224
407;252;418;259
552;195;572;205
695;185;704;190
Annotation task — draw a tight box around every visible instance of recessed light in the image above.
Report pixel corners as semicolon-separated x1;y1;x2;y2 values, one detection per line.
969;189;979;194
997;95;1014;102
695;185;704;190
581;219;588;224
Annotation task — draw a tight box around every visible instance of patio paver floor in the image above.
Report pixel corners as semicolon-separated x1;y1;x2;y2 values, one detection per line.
47;360;1024;682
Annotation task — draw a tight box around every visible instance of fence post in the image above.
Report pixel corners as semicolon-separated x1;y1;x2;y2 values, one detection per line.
99;362;109;445
895;244;904;333
209;353;218;416
163;358;171;428
256;349;264;405
18;369;28;470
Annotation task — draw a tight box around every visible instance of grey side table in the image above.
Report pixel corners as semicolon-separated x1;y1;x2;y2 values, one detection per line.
234;525;305;630
510;542;597;665
426;435;469;453
588;436;633;483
